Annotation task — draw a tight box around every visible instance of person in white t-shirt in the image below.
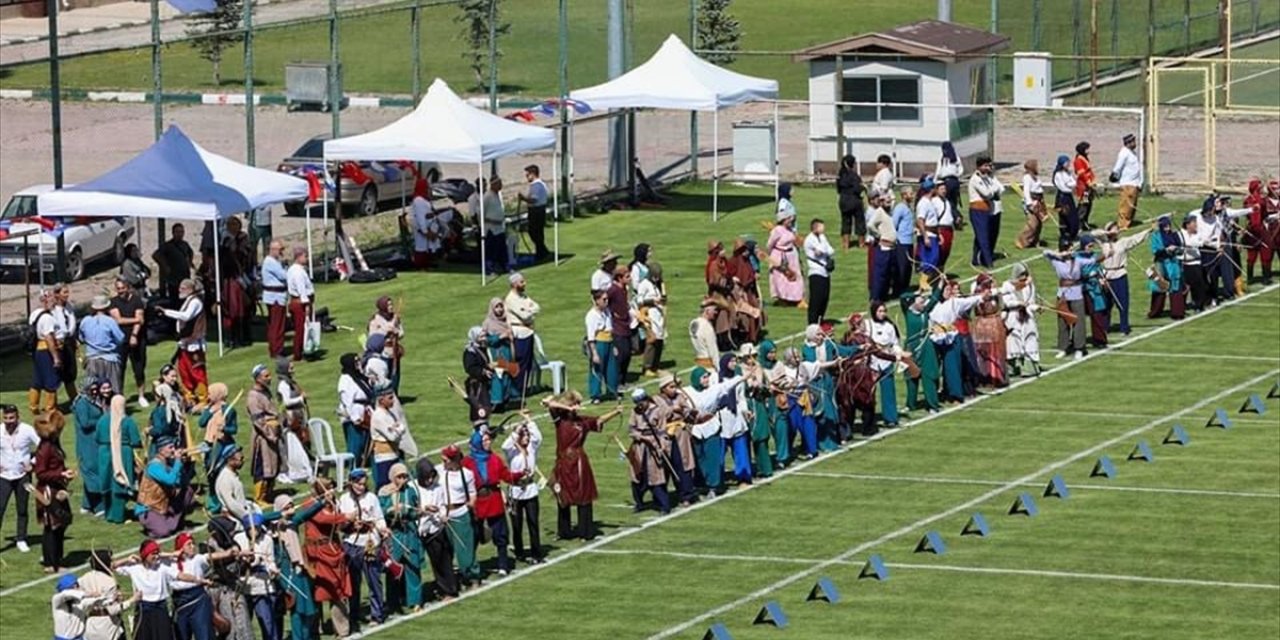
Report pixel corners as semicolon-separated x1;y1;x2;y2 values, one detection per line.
114;539;207;640
414;457;459;600
0;404;39;552
501;417;544;564
804;218;836;325
337;468;388;629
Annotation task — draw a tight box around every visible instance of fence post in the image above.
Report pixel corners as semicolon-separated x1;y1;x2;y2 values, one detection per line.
1032;0;1042;50
1072;0;1083;86
1183;0;1191;54
488;0;498;176
328;0;340;138
48;0;67;282
151;0;166;246
244;0;255;166
1222;0;1231;107
834;54;844;169
1090;0;1098;106
1147;0;1155;59
411;0;422;103
1109;0;1118;75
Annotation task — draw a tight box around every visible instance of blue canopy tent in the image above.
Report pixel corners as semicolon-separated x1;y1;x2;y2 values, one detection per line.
39;126;309;355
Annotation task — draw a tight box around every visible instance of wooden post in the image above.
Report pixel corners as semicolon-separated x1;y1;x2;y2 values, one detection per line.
1090;0;1099;106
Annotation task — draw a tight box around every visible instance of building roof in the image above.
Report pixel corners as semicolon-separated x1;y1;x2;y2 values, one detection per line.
793;20;1010;63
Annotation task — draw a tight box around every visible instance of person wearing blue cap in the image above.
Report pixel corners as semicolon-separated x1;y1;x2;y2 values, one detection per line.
136;435;192;538
52;573;103;640
337;467;388;630
1053;154;1080;243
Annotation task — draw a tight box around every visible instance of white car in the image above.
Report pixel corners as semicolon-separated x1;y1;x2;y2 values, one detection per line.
0;184;136;282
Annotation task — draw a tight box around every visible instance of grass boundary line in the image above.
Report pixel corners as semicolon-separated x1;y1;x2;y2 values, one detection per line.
791;471;1280;500
646;368;1280;639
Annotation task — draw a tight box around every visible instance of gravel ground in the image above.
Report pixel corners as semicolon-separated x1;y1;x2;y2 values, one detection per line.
2;98;1274;324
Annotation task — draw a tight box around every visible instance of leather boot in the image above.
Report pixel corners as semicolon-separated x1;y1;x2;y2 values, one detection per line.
28;388;41;415
41;390;58;413
254;481;271;507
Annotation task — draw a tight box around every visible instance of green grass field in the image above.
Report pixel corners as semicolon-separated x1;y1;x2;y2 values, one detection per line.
1075;38;1280;107
0;184;1277;639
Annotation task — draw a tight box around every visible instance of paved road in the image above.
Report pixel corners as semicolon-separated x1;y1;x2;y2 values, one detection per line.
0;0;403;66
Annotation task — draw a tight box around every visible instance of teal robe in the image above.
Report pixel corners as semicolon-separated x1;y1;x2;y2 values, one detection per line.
94;413;141;523
72;396;104;509
379;484;424;610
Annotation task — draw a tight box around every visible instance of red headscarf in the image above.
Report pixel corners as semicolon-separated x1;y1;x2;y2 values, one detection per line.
140;539;161;559
414;178;430;200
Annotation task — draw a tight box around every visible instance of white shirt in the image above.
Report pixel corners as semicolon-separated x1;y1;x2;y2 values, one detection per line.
168;554;210;591
161;295;205;351
635;279;667;340
438;466;476;519
416;480;448;535
411;196;437;253
504;290;540;340
286;263;314;303
1053;170;1077;196
0;423;38;480
717;378;750;439
369;406;406;463
501;421;542;501
1178;229;1204;265
929;295;983;327
30;308;59;344
689;316;719;364
1022;173;1044;208
53;589;104;640
116;563;180;602
526;178;549;206
803;233;835;278
916;196;940;229
935;157;963;180
337;374;370;423
55;303;75;340
480;191;506;234
1112;146;1143;188
242;535;277;596
682;379;739;439
215;466;249;520
968;172;1005;214
590;269;613;293
278;380;305;410
865;319;901;372
872;167;895;196
585;306;612;339
79;571;124;640
934;195;954;226
338;491;385;548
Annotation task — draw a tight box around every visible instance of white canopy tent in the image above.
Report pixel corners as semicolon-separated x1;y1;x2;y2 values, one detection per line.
38;125;310;355
323;78;558;284
569;34;780;220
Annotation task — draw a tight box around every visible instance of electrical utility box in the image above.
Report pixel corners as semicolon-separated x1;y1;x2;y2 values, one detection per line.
286;62;342;112
1013;53;1052;108
732;120;777;179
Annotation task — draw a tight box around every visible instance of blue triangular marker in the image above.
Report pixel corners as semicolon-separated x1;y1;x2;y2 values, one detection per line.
1043;474;1070;499
1163;424;1190;446
1009;492;1039;516
753;601;788;628
1206;409;1233;429
1239;394;1267;415
961;512;990;537
1128;440;1154;462
1268;382;1279;400
914;530;947;555
858;554;889;581
1090;455;1117;479
702;623;733;640
807;577;841;604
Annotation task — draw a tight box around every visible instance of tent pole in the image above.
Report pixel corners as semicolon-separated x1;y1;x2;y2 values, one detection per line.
478;163;486;286
568;109;577;219
213;226;224;357
312;162;326;278
552;144;560;265
713;108;719;222
773;100;780;194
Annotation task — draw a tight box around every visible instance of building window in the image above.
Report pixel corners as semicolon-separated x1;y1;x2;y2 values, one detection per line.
841;75;920;123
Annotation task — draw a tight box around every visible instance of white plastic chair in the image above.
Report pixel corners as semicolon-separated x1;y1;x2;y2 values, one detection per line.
534;333;567;395
308;418;355;482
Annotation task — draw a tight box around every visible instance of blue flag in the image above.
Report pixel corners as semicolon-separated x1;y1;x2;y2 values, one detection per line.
166;0;218;14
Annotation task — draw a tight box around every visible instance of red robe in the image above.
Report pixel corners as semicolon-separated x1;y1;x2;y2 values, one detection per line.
462;454;522;519
552;415;602;506
1073;155;1094;198
34;440;71;528
303;504;351;603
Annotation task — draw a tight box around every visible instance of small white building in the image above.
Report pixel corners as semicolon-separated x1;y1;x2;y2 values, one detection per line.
794;20;1009;178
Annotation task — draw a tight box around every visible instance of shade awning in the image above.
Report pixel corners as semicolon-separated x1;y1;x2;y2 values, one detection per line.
569;34;778;112
324;79;556;164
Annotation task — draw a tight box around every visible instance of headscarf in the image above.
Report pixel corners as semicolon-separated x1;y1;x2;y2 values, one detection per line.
1157;214;1181;249
378;462;410;497
941;141;957;162
364;333;387;356
1012;262;1029;279
805;324;823;345
273;494;305;565
630;243;650;269
647;261;664;283
1054;155;1070;173
376;295;393;320
208;382;228;404
690;366;710;391
413;178;430;200
108;394;128;488
415;456;438;487
466;326;486;350
339;353;374;399
1075;141;1090;157
718;353;737;380
777;182;792;201
481;298;511;341
468;430;490;483
758;339;777;370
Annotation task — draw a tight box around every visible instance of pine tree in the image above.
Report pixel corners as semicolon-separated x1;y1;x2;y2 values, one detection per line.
454;0;511;90
186;0;245;86
697;0;743;65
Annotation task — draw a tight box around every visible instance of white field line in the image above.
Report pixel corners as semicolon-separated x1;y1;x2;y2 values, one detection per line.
968;407;1164;420
1231;301;1280;308
646;369;1279;639
1168;66;1280;104
887;563;1280;591
792;471;1280;500
1110;351;1280;363
585;549;1280;591
357;283;1279;640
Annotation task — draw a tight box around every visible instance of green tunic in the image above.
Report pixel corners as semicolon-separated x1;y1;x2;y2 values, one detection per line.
94;413;141;523
379;484;424;609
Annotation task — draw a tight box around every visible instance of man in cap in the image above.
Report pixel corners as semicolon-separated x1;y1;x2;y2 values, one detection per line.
28;291;63;416
437;445;481;585
260;240;289;358
161;278;208;406
1110;133;1143;230
592;249;619;294
78;295;126;394
999;263;1041;377
338;467;388;630
655;374;700;506
689;298;721;370
210;444;249;520
286;246;315;361
1097;221;1151;335
504;272;541;395
135;435;192;537
246;364;282;506
1044;237;1096;359
627;387;673;514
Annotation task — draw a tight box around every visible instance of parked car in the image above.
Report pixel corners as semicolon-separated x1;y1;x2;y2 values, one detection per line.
0;184;136;282
277;135;445;217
